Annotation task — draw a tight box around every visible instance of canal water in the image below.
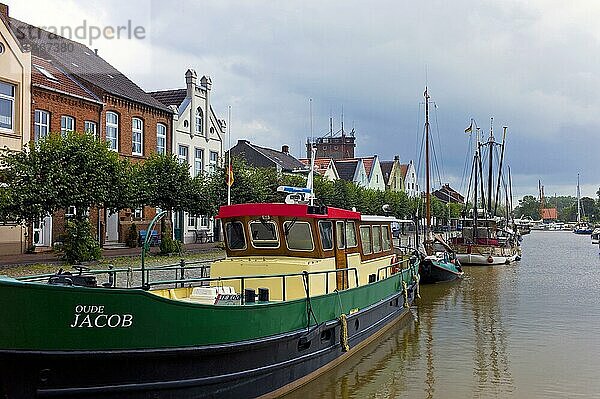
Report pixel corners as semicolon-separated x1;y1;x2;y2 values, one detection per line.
284;231;600;398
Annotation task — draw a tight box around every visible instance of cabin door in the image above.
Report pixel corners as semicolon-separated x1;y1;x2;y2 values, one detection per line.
334;220;349;290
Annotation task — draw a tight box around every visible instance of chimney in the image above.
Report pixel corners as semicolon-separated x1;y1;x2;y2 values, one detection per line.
185;69;197;99
94;48;98;56
281;145;289;155
394;155;399;161
238;139;250;145
0;4;9;18
200;76;212;138
185;69;197;136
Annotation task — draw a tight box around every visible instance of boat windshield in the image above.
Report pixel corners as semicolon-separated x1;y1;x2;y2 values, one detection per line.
283;221;314;251
225;221;246;250
249;220;279;248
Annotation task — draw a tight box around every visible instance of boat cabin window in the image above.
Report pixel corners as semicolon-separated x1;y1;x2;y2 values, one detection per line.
283;221;314;251
249;220;279;248
382;225;391;251
319;221;334;250
336;221;346;249
225;221;246;250
372;225;382;253
360;225;372;255
346;221;357;247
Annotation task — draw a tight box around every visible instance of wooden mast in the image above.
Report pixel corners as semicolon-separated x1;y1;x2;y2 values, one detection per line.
424;87;431;252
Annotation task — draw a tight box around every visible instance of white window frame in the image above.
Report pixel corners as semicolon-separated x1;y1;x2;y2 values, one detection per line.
209;151;219;173
194;148;204;177
188;215;197;227
178;145;189;165
133;207;143;220
84;120;97;139
106;111;119;151
200;215;209;228
0;81;15;133
34;109;50;143
195;107;203;134
156;123;166;155
249;220;280;249
132;117;144;156
283;221;314;252
60;115;75;137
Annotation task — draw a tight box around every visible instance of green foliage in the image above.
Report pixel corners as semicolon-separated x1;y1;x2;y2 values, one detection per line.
57;218;101;264
0;132;135;223
159;219;182;255
136;153;194;212
514;195;540;219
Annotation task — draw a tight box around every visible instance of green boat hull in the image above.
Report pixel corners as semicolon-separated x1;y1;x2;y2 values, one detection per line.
0;264;419;398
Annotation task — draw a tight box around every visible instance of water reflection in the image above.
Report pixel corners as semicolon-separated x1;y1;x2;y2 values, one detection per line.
285;232;600;398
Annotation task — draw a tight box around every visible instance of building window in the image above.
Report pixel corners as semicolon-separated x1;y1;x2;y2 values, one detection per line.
188;215;196;227
84;121;97;139
200;215;209;228
209;151;218;173
195;107;203;134
0;81;15;131
34;110;50;143
133;207;143;219
106;111;118;151
178;145;189;164
132;117;143;155
60;115;75;137
157;123;166;155
194;148;204;177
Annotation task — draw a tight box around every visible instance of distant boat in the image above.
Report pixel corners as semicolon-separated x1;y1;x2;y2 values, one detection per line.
450;120;521;265
417;87;463;283
591;228;600;244
573;174;593;235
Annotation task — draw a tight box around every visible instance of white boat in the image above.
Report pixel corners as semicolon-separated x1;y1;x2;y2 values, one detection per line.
591;228;600;244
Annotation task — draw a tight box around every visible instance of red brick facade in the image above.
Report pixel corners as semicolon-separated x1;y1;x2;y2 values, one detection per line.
30;86;173;248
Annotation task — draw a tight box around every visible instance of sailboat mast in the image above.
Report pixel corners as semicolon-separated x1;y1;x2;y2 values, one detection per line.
473;128;479;239
494;126;507;216
425;87;431;233
577;173;581;223
487;118;494;216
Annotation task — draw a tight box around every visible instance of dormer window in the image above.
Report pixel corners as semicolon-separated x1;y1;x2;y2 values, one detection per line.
195;108;203;134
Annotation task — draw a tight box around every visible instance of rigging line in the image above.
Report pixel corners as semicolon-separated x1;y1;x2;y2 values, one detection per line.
459;133;473;196
432;101;445;183
415;101;423;172
430;127;443;189
415;122;426;186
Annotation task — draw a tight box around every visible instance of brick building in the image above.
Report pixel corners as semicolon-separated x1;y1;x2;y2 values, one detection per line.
9;14;173;249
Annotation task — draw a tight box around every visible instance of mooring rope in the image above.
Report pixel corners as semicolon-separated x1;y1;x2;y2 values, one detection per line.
412;272;421;299
339;313;350;352
402;280;409;309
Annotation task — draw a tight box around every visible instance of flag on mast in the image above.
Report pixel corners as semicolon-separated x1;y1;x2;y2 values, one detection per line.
464;121;473;133
226;163;234;187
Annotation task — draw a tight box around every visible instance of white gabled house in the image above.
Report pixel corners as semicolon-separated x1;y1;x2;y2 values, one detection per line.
150;69;226;243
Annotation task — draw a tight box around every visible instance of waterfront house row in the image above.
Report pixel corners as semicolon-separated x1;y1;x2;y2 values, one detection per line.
0;4;225;254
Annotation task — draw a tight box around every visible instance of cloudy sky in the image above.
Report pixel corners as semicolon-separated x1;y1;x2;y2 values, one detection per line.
11;0;600;198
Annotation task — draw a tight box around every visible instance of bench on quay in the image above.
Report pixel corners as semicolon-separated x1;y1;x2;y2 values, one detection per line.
139;230;160;246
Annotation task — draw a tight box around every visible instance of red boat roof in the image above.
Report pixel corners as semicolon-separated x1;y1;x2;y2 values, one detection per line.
217;203;361;220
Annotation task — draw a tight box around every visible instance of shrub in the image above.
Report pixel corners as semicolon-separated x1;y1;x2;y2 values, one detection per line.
58;218;101;264
159;218;182;255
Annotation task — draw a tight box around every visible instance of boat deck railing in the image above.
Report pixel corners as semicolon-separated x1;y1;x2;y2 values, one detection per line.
15;257;416;303
16;258;220;288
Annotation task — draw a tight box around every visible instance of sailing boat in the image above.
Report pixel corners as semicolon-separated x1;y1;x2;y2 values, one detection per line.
450;120;521;265
418;87;464;284
573;174;593;235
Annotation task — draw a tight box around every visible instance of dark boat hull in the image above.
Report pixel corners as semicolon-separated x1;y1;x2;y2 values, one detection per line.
0;286;416;399
419;259;463;284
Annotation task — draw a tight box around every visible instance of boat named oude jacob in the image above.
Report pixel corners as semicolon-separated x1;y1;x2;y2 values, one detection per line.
0;200;419;398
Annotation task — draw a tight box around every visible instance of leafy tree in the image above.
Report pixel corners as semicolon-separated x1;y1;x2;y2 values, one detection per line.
514;195;540;219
